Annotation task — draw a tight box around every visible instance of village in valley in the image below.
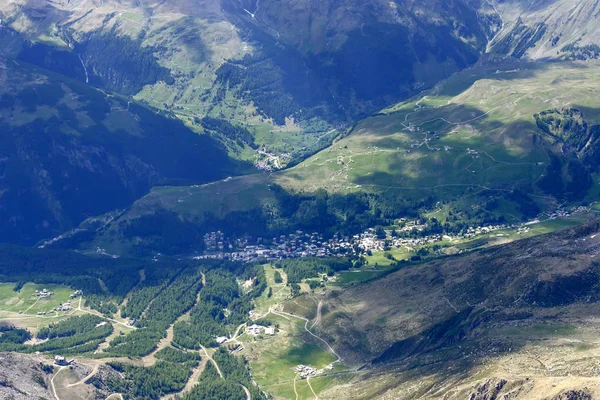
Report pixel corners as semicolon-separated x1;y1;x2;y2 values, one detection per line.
194;206;592;264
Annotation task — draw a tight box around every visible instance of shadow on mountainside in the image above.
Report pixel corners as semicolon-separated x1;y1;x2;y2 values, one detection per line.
315;221;600;383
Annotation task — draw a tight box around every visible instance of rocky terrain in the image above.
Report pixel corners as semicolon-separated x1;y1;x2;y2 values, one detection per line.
310;221;600;398
0;352;55;399
489;0;600;60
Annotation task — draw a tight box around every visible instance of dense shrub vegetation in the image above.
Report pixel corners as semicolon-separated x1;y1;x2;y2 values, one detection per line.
274;258;352;283
0;315;112;354
97;360;197;399
105;268;203;357
174;266;266;349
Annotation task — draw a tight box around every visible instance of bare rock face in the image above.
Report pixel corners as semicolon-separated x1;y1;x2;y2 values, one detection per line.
550;390;592;400
0;353;54;400
467;378;508;400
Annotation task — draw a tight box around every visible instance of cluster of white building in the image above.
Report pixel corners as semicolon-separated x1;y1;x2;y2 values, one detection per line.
198;230;349;263
294;363;334;379
245;324;275;336
195;206;591;264
33;289;53;298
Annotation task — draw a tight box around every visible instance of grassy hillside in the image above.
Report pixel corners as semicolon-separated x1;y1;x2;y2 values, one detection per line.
0;0;500;167
64;58;600;256
279;58;600;193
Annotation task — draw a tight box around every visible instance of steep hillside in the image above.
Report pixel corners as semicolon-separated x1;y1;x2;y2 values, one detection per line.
0;353;55;399
488;0;600;60
220;0;496;121
0;58;237;244
310;221;600;399
64;58;600;256
0;0;499;165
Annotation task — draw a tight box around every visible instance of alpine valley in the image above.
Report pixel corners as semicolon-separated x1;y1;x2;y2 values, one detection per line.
2;1;600;399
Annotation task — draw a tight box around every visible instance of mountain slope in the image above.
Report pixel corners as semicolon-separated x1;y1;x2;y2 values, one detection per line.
488;0;600;60
0;58;237;244
0;352;55;399
0;0;499;165
311;221;600;399
219;0;497;121
64;58;600;256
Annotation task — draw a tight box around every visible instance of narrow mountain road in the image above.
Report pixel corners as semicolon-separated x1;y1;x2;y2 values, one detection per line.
225;322;247;344
24;297;40;313
78;308;136;330
51;366;67;400
67;363;99;387
200;344;224;378
271;308;341;364
293;374;299;400
241;384;252;400
307;376;318;399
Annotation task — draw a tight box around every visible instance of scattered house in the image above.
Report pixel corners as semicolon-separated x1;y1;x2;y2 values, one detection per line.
128;318;136;326
216;336;229;345
264;326;275;336
245;324;262;336
34;289;53;298
245;324;276;336
55;303;72;312
95;321;108;328
294;365;317;379
54;356;74;366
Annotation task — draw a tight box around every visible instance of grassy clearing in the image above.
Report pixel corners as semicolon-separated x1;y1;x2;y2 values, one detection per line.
335;270;385;286
246;297;342;399
254;265;290;314
250;338;337;391
0;283;73;315
0;282;83;333
364;247;412;267
501;324;577;338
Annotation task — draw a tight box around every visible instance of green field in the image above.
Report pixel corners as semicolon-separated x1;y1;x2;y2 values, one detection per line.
247;304;340;400
0;282;74;315
254;265;290;314
335;270;386;286
251;337;337;387
92;60;600;247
